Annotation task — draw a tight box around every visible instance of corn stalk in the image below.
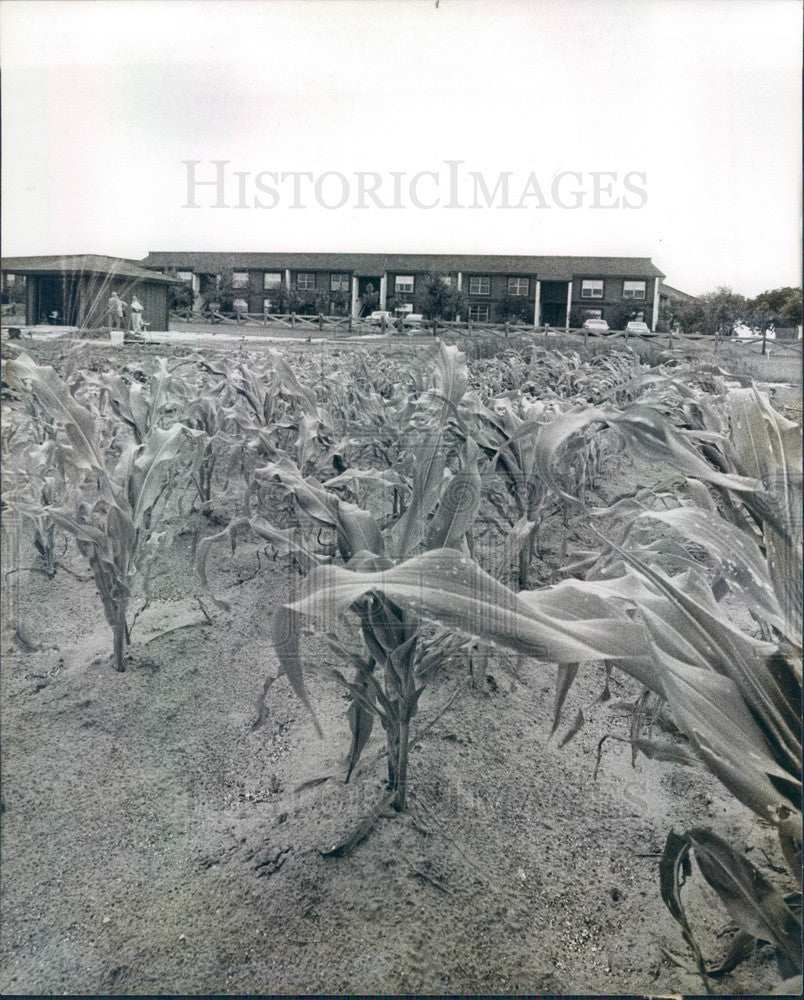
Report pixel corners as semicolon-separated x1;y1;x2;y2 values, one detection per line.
5;352;198;671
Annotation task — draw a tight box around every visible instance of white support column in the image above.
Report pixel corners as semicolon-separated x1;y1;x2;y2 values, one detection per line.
379;274;387;311
351;276;359;318
284;269;291;297
456;272;463;322
565;280;573;332
651;277;660;331
533;279;541;329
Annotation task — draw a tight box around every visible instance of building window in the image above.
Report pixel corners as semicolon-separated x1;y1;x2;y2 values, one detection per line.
395;275;414;294
176;271;193;284
469;276;491;295
5;274;15;286
507;277;529;296
623;280;646;300
441;275;453;286
330;273;350;292
469;304;490;322
232;271;249;289
583;309;603;319
296;273;316;291
263;272;282;291
581;279;604;299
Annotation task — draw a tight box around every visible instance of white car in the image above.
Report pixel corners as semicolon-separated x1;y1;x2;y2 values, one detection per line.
368;310;394;323
625;321;651;337
582;318;610;335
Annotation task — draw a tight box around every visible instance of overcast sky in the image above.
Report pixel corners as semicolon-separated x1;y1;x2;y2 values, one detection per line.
1;0;801;296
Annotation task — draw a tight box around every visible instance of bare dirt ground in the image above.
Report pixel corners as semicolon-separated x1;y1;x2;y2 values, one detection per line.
0;336;798;996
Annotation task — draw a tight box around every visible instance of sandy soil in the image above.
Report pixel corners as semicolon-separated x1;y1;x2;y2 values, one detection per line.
0;338;797;996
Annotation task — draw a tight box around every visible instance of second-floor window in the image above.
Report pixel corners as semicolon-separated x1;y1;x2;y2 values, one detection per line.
296;273;316;291
469;276;491;295
623;280;646;300
330;273;350;292
507;277;529;296
263;272;282;291
176;271;193;284
581;279;604;299
232;271;249;289
395;275;414;294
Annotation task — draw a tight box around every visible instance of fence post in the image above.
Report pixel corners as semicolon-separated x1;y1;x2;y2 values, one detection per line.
291;312;296;327
762;327;768;356
381;314;387;334
348;315;353;333
318;313;324;332
505;322;510;338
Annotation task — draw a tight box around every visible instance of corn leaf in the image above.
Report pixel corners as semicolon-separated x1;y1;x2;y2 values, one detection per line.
688;828;801;970
426;439;482;550
528;403;760;504
4;352;107;481
284;548;651;665
639;507;785;631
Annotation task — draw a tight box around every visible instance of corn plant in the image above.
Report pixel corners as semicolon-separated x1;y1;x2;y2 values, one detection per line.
5;352;198;671
201;342;484;818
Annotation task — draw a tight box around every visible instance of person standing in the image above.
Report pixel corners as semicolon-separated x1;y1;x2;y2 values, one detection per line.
129;295;144;335
109;291;125;330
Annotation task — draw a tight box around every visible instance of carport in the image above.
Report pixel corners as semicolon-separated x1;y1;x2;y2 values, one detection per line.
0;254;181;331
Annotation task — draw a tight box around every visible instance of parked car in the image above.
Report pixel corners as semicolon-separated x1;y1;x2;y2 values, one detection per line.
624;321;651;337
582;318;610;335
368;310;394;323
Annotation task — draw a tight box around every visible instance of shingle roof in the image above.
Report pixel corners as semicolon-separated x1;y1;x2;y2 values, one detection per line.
659;282;698;302
141;251;665;280
1;254;181;284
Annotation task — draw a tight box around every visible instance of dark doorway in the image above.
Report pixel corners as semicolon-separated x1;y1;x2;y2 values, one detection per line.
541;301;567;326
33;276;80;325
540;281;570;326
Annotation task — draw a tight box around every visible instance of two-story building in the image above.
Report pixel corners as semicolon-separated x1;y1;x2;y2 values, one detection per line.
141;252;666;330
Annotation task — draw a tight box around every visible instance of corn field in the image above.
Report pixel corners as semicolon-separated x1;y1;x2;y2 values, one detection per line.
1;333;801;995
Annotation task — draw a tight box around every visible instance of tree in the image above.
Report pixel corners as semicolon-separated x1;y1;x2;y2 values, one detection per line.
697;287;748;337
607;302;644;332
359;283;379;316
748;287;802;326
166;271;193;312
215;268;236;313
421;273;464;320
662;296;705;333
